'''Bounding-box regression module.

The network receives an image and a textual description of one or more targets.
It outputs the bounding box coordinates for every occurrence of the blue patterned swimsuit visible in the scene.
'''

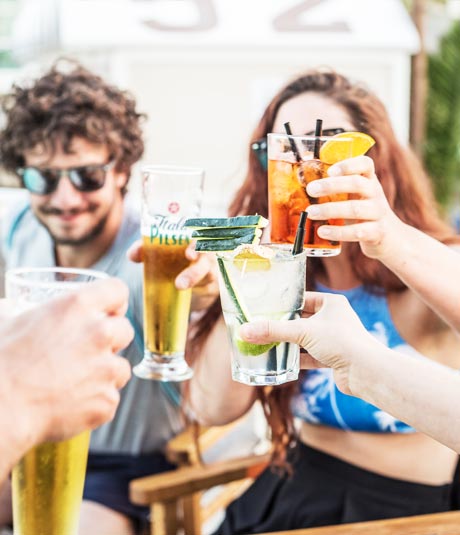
[292,283,425,433]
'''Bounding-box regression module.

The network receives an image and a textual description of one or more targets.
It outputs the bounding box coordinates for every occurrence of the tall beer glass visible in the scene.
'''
[134,165,204,381]
[6,267,108,535]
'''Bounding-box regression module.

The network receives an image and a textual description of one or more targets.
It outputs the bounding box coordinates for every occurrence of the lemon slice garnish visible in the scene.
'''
[233,244,275,272]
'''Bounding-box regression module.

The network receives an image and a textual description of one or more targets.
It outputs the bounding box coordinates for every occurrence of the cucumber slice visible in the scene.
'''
[191,227,260,239]
[217,257,250,323]
[195,231,261,252]
[184,215,268,229]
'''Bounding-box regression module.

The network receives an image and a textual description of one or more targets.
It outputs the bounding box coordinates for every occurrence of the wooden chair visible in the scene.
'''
[259,510,460,534]
[130,418,270,535]
[130,453,460,535]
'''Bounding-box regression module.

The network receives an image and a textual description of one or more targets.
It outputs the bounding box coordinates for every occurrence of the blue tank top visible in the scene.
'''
[292,283,422,433]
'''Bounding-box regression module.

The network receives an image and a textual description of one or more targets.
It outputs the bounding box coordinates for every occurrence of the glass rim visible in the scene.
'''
[216,243,308,261]
[5,267,109,288]
[267,132,353,142]
[141,164,205,176]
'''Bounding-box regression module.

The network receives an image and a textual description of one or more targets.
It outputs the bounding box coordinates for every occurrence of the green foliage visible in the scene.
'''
[424,20,460,205]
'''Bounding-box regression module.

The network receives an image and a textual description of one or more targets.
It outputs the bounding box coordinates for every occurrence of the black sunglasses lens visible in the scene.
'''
[22,168,58,195]
[305,128,346,136]
[69,167,107,192]
[251,139,268,171]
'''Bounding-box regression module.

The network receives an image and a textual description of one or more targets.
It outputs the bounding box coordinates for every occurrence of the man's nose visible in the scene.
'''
[50,174,84,208]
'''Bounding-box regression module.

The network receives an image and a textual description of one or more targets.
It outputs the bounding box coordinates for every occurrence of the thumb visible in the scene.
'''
[239,318,307,347]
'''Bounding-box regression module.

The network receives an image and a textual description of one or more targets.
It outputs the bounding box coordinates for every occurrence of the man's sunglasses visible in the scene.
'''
[251,128,346,170]
[16,161,115,195]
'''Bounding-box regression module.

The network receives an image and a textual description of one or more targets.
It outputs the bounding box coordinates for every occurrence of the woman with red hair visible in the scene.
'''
[188,69,460,533]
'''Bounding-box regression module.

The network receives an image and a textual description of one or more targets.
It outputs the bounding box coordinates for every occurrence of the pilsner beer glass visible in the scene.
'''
[268,133,352,256]
[134,165,204,381]
[6,267,108,535]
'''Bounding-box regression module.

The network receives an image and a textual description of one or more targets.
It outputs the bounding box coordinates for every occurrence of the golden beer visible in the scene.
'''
[143,231,192,355]
[136,164,204,380]
[12,430,90,535]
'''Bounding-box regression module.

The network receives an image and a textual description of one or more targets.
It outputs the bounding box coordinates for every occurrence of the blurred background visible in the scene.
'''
[1,0,460,222]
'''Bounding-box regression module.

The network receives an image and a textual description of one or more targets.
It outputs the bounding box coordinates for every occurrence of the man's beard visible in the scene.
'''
[36,205,110,246]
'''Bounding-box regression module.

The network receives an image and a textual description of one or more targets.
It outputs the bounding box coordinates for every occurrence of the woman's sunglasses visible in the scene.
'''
[16,161,116,195]
[251,128,346,171]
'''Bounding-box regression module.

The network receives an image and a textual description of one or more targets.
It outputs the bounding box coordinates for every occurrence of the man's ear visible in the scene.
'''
[114,171,129,190]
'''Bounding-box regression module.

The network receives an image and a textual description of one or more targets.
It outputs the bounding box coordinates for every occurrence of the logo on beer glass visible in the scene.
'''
[149,214,190,246]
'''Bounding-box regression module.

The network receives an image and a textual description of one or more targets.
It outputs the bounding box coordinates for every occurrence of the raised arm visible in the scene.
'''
[306,155,460,333]
[239,292,460,453]
[0,279,132,483]
[128,241,257,425]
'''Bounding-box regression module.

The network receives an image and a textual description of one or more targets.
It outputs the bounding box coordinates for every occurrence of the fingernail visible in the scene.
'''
[319,227,331,237]
[308,205,320,216]
[176,275,190,289]
[328,165,342,176]
[307,182,323,195]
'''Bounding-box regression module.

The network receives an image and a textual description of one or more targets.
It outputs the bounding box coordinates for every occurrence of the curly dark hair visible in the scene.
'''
[0,59,145,185]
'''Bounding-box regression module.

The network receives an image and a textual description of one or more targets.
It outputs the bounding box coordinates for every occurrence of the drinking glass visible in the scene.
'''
[6,267,108,535]
[268,133,352,256]
[134,165,204,381]
[217,245,307,386]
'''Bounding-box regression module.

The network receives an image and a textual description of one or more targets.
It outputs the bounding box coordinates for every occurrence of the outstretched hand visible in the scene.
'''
[128,240,219,311]
[239,292,380,395]
[306,155,403,261]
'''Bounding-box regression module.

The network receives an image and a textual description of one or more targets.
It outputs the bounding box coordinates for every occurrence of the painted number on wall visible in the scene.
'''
[134,0,349,33]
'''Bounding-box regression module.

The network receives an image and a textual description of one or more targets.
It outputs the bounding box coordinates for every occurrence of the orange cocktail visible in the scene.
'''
[267,133,352,257]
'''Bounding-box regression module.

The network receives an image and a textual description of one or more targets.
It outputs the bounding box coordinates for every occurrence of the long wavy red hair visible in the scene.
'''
[188,69,459,466]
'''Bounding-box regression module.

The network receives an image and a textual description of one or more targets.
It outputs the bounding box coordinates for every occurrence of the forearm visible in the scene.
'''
[189,316,256,425]
[379,222,460,332]
[350,343,460,452]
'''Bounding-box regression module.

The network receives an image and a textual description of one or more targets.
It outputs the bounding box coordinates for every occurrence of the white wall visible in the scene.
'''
[94,47,412,215]
[5,0,420,215]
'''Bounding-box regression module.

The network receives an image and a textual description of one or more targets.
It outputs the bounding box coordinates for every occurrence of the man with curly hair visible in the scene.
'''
[0,60,198,535]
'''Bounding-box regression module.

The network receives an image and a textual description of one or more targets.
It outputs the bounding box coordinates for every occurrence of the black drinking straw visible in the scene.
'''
[313,119,323,159]
[284,122,302,164]
[292,210,308,255]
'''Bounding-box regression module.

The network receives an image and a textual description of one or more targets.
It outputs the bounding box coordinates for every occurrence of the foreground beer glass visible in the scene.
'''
[217,245,307,385]
[268,133,352,256]
[134,165,204,381]
[6,267,108,535]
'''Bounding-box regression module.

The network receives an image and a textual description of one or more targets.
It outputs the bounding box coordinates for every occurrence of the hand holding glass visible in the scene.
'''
[6,267,108,535]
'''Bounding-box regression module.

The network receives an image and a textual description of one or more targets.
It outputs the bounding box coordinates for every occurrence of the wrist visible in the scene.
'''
[346,336,390,399]
[0,374,42,464]
[376,216,412,266]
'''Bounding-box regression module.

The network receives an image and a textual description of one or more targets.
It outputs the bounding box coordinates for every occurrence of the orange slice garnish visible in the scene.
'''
[320,132,376,165]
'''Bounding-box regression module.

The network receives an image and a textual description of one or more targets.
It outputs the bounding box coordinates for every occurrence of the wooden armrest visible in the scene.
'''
[130,453,270,505]
[258,511,460,535]
[166,419,244,466]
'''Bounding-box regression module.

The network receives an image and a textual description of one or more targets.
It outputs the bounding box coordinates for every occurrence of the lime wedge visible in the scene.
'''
[235,336,277,357]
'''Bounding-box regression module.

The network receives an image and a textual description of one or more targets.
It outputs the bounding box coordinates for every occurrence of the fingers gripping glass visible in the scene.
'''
[17,161,115,195]
[251,128,346,171]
